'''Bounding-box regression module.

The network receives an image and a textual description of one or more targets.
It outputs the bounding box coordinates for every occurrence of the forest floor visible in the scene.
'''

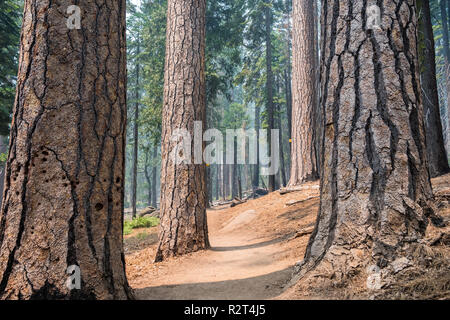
[124,175,450,300]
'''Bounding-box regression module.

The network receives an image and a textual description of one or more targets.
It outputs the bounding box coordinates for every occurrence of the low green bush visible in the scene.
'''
[123,216,159,235]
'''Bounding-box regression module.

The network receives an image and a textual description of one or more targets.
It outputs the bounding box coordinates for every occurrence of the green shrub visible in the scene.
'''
[123,216,159,235]
[123,224,133,235]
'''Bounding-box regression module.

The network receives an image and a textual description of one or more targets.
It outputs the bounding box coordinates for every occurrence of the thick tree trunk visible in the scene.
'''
[0,0,132,299]
[155,0,209,262]
[265,4,275,192]
[417,0,449,177]
[131,41,140,219]
[297,0,437,289]
[288,0,319,187]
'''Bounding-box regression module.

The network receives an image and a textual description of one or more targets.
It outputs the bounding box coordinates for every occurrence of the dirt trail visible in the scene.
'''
[125,182,320,300]
[125,175,450,300]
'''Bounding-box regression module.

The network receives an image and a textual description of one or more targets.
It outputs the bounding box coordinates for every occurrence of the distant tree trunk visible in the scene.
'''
[265,3,275,192]
[221,164,226,200]
[144,149,152,205]
[441,0,450,158]
[417,0,449,177]
[215,165,219,200]
[288,0,319,187]
[276,100,287,187]
[151,145,157,208]
[131,38,140,219]
[232,138,238,198]
[313,0,322,175]
[207,165,212,207]
[0,0,132,299]
[298,0,438,288]
[253,106,260,191]
[0,136,7,207]
[156,0,209,262]
[284,0,293,182]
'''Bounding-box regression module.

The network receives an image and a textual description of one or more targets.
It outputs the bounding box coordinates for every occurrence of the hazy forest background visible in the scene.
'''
[1,0,450,213]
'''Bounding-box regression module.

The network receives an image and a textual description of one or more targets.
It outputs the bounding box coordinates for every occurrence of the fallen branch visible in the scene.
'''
[285,196,319,206]
[230,197,247,208]
[138,206,158,218]
[279,185,319,195]
[291,226,314,239]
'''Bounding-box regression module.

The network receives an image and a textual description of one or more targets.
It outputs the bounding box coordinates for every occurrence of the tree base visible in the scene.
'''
[289,238,449,299]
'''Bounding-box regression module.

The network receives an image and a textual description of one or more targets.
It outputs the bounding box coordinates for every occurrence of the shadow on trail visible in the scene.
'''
[134,267,294,300]
[210,237,287,252]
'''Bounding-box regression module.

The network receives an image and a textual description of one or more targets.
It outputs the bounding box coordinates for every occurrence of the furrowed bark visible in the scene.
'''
[298,0,437,289]
[155,0,209,262]
[0,0,132,299]
[289,0,319,187]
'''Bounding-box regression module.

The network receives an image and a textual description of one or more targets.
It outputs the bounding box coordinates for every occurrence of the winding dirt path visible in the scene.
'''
[125,183,320,300]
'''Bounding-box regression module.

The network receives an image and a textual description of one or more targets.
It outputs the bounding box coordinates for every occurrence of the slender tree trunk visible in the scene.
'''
[0,136,7,207]
[441,0,450,159]
[253,106,260,191]
[417,0,449,177]
[0,0,132,299]
[313,0,322,175]
[232,138,238,198]
[284,2,293,144]
[131,38,140,219]
[288,0,319,187]
[277,101,287,187]
[297,0,439,289]
[151,145,157,208]
[215,165,219,201]
[144,149,152,205]
[156,0,209,262]
[265,3,275,192]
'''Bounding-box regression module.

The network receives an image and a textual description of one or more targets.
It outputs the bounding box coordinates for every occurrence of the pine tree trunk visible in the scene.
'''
[151,146,157,208]
[298,0,438,289]
[276,93,287,187]
[252,106,260,191]
[284,0,293,145]
[288,0,319,187]
[417,0,449,177]
[232,138,238,198]
[0,136,7,207]
[144,150,152,205]
[265,4,275,192]
[131,41,140,219]
[0,0,132,299]
[155,0,209,262]
[441,0,450,159]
